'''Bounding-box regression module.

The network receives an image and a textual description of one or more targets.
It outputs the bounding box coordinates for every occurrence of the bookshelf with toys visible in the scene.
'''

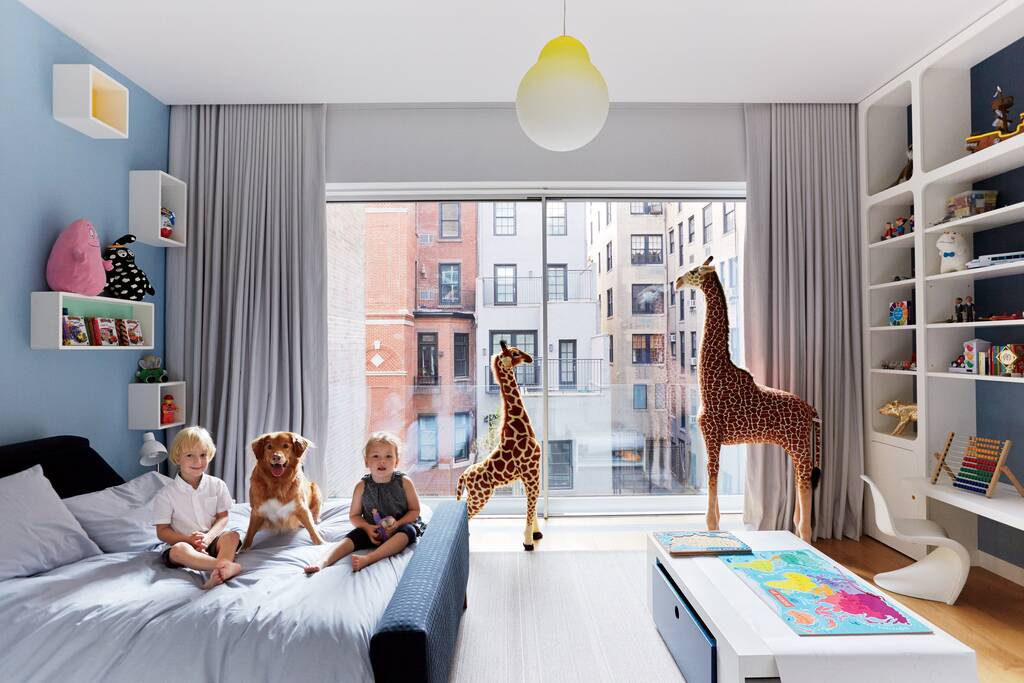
[860,3,1024,572]
[31,291,154,350]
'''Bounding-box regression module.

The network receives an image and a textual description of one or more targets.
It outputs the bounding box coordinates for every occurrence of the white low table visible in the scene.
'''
[646,530,977,683]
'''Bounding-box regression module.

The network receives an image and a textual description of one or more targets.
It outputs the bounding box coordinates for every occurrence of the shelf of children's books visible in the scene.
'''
[925,260,1024,283]
[31,291,155,350]
[868,233,916,250]
[927,320,1024,329]
[869,279,916,292]
[866,181,915,206]
[926,133,1024,186]
[924,201,1024,237]
[871,369,918,376]
[927,372,1024,384]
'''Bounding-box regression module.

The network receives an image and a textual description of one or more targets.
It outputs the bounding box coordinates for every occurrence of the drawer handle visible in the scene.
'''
[674,605,680,619]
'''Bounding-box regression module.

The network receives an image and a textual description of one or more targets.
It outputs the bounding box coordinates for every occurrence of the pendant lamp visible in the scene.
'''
[515,2,608,152]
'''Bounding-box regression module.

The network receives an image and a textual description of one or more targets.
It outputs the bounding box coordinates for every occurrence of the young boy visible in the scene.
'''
[152,426,242,589]
[304,431,424,574]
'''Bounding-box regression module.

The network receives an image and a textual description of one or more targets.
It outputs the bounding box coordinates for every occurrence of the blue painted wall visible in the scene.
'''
[969,36,1024,566]
[0,0,169,478]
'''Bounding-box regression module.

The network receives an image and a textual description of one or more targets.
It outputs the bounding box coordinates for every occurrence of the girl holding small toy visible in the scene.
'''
[304,432,425,574]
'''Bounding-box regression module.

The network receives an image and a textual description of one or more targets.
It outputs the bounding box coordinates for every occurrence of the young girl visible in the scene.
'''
[152,427,242,589]
[305,432,425,574]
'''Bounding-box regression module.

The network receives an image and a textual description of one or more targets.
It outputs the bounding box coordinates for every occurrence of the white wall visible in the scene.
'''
[325,103,745,184]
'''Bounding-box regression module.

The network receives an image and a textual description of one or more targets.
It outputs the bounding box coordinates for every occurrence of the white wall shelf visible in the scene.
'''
[925,260,1024,282]
[870,324,917,332]
[871,369,918,376]
[927,372,1024,384]
[927,320,1024,329]
[129,171,187,247]
[924,201,1024,237]
[859,0,1024,569]
[910,478,1024,532]
[128,381,186,430]
[31,292,154,350]
[52,64,128,139]
[869,279,915,292]
[869,233,916,250]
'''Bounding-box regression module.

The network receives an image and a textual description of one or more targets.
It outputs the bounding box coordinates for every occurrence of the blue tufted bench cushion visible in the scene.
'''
[370,500,469,683]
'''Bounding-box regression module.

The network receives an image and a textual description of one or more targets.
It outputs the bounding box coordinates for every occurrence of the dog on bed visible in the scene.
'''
[241,431,325,550]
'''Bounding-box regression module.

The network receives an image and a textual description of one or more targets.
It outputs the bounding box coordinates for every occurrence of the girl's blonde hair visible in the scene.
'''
[169,426,217,465]
[363,431,403,460]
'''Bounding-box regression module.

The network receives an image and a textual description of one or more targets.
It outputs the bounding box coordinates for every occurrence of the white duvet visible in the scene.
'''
[0,499,418,683]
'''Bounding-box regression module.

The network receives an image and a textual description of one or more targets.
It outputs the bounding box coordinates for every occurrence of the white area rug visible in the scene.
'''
[451,551,685,683]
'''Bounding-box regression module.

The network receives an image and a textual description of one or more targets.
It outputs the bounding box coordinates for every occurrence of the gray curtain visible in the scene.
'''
[742,103,863,539]
[167,104,328,501]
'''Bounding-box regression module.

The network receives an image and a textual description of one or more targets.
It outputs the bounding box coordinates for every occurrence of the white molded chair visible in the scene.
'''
[860,475,970,605]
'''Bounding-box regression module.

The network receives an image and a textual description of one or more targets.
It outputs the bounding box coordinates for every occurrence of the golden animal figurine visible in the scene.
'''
[879,400,918,436]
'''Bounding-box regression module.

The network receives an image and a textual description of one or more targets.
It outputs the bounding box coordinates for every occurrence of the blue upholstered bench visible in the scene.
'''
[370,500,470,683]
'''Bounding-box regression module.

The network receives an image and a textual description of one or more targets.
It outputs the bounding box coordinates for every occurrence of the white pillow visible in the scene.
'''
[0,465,101,579]
[64,471,171,553]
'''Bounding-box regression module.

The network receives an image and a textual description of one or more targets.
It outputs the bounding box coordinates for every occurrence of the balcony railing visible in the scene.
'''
[482,270,595,306]
[413,374,440,394]
[485,357,605,393]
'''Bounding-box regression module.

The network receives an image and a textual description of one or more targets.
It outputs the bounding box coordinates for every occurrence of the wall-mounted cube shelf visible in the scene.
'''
[31,291,154,350]
[129,381,186,430]
[52,64,129,139]
[130,171,187,247]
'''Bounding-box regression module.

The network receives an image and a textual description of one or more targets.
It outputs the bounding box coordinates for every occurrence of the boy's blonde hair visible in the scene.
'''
[169,426,217,465]
[363,431,402,460]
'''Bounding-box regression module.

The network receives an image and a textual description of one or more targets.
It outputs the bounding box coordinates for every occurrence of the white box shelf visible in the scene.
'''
[31,292,154,350]
[865,81,914,196]
[923,201,1024,237]
[52,64,128,139]
[130,171,187,247]
[129,381,186,430]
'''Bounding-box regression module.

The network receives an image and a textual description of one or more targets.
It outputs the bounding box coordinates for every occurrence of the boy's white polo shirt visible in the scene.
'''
[152,473,233,536]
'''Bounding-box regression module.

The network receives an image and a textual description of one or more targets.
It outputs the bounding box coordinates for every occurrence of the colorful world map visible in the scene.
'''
[721,550,932,636]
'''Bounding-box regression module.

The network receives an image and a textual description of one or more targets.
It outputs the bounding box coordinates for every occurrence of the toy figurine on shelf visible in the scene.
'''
[892,144,913,187]
[954,297,965,323]
[907,214,915,233]
[895,216,908,236]
[879,400,918,436]
[160,208,175,240]
[966,86,1024,153]
[160,394,178,425]
[981,311,1024,321]
[965,296,976,322]
[882,222,895,240]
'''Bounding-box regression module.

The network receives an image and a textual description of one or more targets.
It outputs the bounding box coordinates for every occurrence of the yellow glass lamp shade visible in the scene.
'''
[516,35,609,152]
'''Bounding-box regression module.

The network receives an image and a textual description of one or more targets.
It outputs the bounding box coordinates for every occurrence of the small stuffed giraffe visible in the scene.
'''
[457,340,544,550]
[676,257,822,542]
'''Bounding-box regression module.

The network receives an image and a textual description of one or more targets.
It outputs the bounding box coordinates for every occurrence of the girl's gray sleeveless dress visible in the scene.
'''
[360,471,426,534]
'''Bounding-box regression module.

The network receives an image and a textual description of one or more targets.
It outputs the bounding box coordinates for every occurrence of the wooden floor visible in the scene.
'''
[469,515,1024,683]
[815,535,1024,683]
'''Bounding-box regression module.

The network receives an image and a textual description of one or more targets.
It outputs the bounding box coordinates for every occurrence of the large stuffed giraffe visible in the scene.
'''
[457,340,544,550]
[675,257,821,541]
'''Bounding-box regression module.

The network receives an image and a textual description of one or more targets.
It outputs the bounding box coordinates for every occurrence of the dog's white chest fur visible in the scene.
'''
[257,498,297,523]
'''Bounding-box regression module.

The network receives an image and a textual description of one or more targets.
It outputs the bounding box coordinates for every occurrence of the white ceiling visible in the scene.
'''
[22,0,1006,105]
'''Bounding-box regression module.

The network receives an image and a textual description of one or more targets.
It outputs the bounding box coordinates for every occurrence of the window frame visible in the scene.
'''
[630,234,664,265]
[724,201,736,234]
[546,200,567,236]
[633,384,648,410]
[439,202,461,239]
[606,287,613,318]
[439,262,461,306]
[417,414,438,464]
[493,264,517,305]
[417,332,438,385]
[631,283,665,315]
[494,202,517,236]
[702,204,713,243]
[547,263,568,302]
[631,334,664,365]
[454,411,471,462]
[548,440,574,490]
[453,332,469,379]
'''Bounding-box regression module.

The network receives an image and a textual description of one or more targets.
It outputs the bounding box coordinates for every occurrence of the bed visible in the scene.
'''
[0,435,469,683]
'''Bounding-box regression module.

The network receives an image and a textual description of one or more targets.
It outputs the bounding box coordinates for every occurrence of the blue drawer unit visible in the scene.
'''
[652,559,717,683]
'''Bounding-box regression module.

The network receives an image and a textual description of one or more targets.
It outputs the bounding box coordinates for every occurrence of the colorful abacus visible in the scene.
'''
[931,432,1021,498]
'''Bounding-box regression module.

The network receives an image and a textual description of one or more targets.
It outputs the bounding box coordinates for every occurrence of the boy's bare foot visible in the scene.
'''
[304,564,321,574]
[202,567,225,590]
[351,553,374,572]
[217,560,242,582]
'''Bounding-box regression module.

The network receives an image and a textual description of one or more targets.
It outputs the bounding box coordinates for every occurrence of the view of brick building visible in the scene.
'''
[364,203,477,495]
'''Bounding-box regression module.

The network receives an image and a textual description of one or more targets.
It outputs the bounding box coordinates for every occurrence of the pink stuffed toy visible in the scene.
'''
[45,219,113,296]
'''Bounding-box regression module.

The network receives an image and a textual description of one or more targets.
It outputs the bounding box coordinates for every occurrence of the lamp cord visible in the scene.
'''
[563,0,566,35]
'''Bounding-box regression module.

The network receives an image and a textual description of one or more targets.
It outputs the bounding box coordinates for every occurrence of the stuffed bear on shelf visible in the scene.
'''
[101,234,156,301]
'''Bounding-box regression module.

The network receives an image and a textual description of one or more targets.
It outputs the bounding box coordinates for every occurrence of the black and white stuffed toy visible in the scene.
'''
[101,234,155,301]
